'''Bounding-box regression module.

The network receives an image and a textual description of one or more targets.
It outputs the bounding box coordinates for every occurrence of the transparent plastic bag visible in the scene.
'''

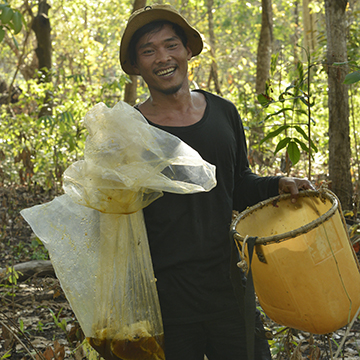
[63,101,216,214]
[21,101,216,360]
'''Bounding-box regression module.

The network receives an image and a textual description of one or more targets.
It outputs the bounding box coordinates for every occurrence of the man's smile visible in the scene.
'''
[155,66,177,77]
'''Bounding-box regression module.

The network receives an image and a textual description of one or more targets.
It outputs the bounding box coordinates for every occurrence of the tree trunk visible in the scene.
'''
[302,0,317,55]
[255,0,273,95]
[206,0,222,96]
[123,0,146,105]
[32,0,51,79]
[32,0,52,117]
[325,0,353,209]
[251,0,273,167]
[293,0,300,63]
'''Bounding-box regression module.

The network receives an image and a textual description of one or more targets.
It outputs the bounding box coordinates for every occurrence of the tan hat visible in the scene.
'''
[120,4,203,75]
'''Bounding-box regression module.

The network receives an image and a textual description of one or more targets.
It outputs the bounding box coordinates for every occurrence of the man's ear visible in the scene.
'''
[186,45,192,61]
[132,63,141,75]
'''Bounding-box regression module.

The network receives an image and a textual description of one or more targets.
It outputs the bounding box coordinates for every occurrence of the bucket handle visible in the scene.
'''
[230,190,339,246]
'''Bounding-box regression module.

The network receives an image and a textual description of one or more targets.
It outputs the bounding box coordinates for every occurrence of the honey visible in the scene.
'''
[87,326,165,360]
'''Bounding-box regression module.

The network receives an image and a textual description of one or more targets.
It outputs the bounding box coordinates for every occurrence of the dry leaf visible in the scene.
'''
[290,343,305,360]
[53,340,65,360]
[2,324,15,350]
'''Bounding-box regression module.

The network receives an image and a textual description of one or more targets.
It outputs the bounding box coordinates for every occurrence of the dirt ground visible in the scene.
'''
[1,185,360,360]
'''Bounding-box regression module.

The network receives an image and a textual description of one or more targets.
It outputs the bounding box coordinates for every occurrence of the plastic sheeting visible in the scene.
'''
[21,101,216,360]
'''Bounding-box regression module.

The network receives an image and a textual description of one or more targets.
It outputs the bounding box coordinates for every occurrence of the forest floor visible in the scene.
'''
[1,184,360,360]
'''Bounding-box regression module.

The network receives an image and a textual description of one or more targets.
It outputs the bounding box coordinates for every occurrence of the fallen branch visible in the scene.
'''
[0,260,55,282]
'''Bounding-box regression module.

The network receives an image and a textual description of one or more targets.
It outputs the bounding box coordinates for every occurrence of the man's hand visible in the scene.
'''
[278,177,315,203]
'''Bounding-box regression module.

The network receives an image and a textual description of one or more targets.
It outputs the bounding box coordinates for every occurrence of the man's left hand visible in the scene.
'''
[278,177,315,203]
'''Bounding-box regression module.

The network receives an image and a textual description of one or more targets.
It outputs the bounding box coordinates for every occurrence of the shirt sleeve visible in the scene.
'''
[232,109,281,212]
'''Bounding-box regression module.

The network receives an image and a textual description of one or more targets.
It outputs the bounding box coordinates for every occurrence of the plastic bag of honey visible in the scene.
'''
[21,101,216,360]
[62,101,216,214]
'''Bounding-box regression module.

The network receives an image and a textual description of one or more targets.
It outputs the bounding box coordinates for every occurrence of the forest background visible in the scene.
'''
[1,0,360,207]
[1,0,360,359]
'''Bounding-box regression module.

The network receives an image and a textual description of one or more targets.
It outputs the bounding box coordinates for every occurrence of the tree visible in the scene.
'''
[206,0,222,96]
[324,0,353,209]
[302,0,317,56]
[124,0,147,105]
[32,0,52,117]
[250,0,273,170]
[255,0,273,95]
[32,0,51,79]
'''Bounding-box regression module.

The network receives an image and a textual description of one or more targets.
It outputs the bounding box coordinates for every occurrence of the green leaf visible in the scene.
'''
[0,26,4,42]
[284,84,295,94]
[263,108,293,121]
[260,125,290,144]
[294,125,307,139]
[333,61,349,66]
[294,125,318,152]
[11,11,22,34]
[293,137,310,152]
[19,318,24,332]
[257,93,274,107]
[344,71,360,85]
[294,109,308,117]
[11,33,18,49]
[299,96,310,107]
[274,137,290,154]
[0,349,12,359]
[1,6,13,24]
[270,52,279,77]
[287,141,301,165]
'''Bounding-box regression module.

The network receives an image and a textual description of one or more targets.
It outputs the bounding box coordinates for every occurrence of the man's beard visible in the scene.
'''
[159,83,183,95]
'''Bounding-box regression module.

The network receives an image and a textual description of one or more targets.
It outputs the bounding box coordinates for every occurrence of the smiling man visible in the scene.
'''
[119,4,313,360]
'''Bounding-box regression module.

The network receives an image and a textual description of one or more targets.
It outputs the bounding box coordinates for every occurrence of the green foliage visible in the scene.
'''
[49,307,68,334]
[5,265,21,285]
[0,0,359,187]
[0,266,22,302]
[345,70,360,84]
[1,72,128,188]
[48,307,76,347]
[0,349,12,359]
[0,1,23,44]
[30,237,48,260]
[332,61,360,85]
[257,55,318,169]
[36,320,44,332]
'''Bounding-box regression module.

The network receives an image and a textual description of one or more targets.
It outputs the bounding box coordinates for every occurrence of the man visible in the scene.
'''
[119,5,313,360]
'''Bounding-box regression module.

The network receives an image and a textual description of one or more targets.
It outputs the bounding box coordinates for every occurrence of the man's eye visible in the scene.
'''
[142,49,154,55]
[168,43,178,49]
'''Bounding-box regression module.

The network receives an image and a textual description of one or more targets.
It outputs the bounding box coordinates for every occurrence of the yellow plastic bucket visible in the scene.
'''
[231,189,360,334]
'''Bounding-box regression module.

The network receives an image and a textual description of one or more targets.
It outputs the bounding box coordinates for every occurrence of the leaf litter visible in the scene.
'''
[1,185,360,360]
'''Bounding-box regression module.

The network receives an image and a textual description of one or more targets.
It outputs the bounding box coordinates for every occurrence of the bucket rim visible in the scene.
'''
[230,190,339,245]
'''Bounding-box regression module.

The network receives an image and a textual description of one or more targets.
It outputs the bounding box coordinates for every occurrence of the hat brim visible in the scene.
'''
[120,5,203,75]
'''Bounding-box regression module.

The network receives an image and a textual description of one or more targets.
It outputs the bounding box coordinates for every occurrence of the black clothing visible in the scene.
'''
[163,309,271,360]
[141,90,280,325]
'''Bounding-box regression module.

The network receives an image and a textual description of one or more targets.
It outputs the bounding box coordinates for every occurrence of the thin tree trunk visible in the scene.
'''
[302,0,317,55]
[32,0,51,79]
[123,0,146,105]
[32,0,52,117]
[251,0,273,168]
[325,0,353,209]
[293,0,300,63]
[206,0,222,96]
[255,0,273,95]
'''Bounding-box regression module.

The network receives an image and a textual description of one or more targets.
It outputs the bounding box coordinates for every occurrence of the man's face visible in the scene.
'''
[132,24,192,95]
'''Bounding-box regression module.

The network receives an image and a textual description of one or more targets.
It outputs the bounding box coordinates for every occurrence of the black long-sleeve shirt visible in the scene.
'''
[142,90,280,324]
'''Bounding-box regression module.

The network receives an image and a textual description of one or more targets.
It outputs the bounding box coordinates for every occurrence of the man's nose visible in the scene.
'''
[155,48,171,63]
